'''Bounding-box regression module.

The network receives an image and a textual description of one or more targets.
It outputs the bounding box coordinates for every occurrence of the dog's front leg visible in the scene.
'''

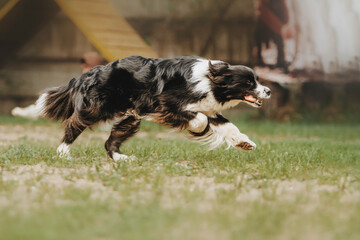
[190,114,256,150]
[212,120,256,150]
[153,110,208,132]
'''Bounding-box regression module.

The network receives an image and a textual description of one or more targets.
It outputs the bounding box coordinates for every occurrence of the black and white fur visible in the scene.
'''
[36,56,271,161]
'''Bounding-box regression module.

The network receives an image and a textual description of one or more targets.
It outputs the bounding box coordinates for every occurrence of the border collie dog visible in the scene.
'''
[36,56,271,161]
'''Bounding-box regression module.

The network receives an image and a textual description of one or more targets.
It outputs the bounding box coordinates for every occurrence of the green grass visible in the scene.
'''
[0,115,359,240]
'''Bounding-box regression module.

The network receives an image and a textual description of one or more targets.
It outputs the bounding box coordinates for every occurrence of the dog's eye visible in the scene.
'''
[246,80,252,85]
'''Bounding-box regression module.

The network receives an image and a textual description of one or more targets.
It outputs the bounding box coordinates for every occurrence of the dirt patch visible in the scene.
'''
[162,174,359,209]
[0,125,63,146]
[0,124,186,147]
[0,164,121,210]
[1,164,359,212]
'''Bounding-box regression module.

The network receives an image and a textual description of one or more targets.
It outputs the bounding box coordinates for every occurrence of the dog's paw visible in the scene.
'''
[112,152,137,162]
[58,152,72,159]
[236,140,256,151]
[227,132,255,150]
[57,143,72,159]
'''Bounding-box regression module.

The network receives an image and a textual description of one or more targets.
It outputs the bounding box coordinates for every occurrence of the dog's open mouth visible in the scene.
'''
[244,95,263,107]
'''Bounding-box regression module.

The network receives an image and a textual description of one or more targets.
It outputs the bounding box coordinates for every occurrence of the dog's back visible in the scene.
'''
[39,56,202,126]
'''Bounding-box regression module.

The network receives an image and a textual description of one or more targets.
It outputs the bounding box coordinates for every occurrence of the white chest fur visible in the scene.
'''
[184,92,241,116]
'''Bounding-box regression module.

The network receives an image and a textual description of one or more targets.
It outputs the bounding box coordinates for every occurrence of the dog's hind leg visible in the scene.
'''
[57,116,87,159]
[105,116,141,162]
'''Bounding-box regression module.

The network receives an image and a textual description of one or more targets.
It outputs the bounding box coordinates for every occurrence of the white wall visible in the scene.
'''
[288,0,360,73]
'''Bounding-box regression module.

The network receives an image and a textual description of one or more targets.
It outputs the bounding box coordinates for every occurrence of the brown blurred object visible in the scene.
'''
[80,51,105,72]
[282,26,293,39]
[254,0,289,70]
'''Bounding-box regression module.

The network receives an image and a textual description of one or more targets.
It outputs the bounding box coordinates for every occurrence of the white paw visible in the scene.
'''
[188,113,208,133]
[227,133,256,150]
[112,152,137,162]
[235,139,256,151]
[57,143,71,159]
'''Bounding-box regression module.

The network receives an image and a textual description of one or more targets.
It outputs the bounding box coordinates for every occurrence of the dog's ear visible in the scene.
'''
[208,61,230,84]
[208,61,229,76]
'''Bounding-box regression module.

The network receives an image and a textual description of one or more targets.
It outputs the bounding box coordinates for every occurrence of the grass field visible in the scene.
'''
[0,114,359,240]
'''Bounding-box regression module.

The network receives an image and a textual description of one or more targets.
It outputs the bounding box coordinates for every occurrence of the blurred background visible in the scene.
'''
[0,0,359,121]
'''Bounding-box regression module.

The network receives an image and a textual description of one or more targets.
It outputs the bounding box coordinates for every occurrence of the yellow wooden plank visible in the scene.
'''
[110,51,155,57]
[55,0,113,60]
[68,0,107,2]
[54,0,156,61]
[0,0,19,20]
[70,0,108,2]
[101,40,152,48]
[75,16,135,31]
[90,26,138,33]
[61,2,118,16]
[69,0,109,5]
[105,44,155,50]
[110,50,155,57]
[95,33,143,42]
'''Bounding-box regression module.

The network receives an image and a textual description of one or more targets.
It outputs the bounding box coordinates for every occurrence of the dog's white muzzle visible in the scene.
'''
[255,84,271,99]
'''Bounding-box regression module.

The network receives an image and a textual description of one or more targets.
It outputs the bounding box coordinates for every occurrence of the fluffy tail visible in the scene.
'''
[11,104,42,119]
[39,79,75,121]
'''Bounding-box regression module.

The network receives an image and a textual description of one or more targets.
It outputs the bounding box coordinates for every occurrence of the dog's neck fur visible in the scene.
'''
[184,92,241,116]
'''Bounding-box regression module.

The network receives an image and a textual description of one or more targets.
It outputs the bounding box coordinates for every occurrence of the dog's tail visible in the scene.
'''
[37,78,76,122]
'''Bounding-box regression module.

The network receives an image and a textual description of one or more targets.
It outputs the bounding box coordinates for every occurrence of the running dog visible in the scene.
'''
[35,56,271,161]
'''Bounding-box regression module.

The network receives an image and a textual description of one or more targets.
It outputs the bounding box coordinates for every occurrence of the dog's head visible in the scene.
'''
[208,61,271,108]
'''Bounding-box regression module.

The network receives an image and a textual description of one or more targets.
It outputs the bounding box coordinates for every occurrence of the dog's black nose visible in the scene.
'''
[265,88,271,96]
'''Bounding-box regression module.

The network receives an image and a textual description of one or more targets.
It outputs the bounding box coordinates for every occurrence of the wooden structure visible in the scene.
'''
[0,0,156,67]
[0,0,156,114]
[54,0,156,61]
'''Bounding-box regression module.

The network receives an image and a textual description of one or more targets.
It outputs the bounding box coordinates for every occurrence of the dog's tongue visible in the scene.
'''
[244,95,257,103]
